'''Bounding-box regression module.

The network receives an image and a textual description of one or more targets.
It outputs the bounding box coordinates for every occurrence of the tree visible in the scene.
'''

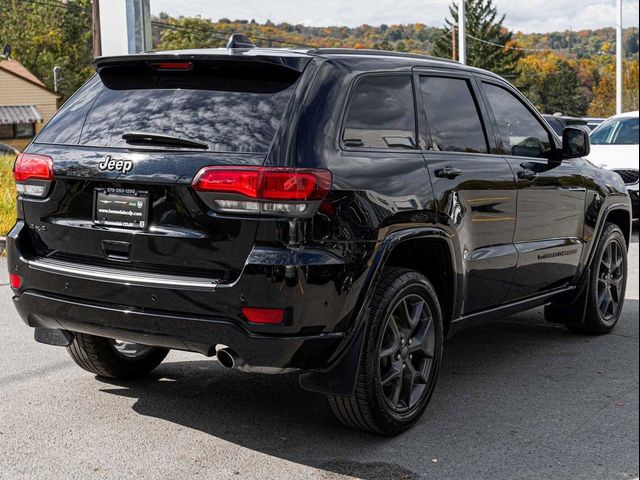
[542,61,589,116]
[516,54,588,116]
[432,0,522,78]
[0,0,93,100]
[588,60,640,117]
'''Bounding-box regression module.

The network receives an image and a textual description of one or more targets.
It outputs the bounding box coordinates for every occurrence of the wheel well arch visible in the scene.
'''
[384,236,456,334]
[605,208,631,246]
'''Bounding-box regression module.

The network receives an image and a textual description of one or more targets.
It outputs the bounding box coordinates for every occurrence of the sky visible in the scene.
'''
[150,0,640,33]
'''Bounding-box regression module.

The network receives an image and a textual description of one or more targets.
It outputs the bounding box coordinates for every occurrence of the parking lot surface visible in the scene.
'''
[1,226,638,480]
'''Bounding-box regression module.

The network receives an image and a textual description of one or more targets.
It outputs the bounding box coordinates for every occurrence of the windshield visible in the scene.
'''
[590,117,639,145]
[35,62,300,153]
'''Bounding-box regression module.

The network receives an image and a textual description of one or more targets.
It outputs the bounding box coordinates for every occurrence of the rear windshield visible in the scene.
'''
[35,61,300,153]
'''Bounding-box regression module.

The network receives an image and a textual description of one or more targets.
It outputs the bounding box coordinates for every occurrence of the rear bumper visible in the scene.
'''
[13,290,343,369]
[7,221,360,370]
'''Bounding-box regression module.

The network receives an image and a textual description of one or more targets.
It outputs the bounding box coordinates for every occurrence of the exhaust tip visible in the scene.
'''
[217,348,244,369]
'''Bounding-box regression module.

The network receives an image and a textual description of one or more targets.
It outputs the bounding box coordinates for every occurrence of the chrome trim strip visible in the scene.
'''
[27,257,220,291]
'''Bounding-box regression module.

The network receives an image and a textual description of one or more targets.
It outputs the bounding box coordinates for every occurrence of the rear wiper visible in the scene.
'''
[122,131,209,150]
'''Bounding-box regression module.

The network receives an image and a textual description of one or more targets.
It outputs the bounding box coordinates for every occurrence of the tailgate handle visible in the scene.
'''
[101,240,132,261]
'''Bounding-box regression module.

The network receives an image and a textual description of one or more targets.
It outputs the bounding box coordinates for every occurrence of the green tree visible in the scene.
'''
[542,61,589,116]
[432,0,522,77]
[0,0,93,100]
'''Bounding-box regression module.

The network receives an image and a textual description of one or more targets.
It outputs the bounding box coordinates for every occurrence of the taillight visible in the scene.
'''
[192,167,331,216]
[13,153,54,198]
[9,273,22,290]
[241,307,285,325]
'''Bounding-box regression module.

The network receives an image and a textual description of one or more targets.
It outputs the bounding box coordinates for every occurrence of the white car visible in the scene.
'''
[588,110,639,218]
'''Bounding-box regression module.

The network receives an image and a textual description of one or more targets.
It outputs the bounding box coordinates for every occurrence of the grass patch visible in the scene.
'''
[1,154,17,238]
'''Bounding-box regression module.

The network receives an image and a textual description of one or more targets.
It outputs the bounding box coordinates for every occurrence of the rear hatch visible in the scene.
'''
[19,53,310,282]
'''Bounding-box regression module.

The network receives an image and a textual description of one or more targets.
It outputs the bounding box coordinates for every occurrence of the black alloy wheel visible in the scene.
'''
[378,293,436,413]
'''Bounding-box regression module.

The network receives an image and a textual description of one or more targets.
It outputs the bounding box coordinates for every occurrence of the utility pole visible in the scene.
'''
[92,0,102,57]
[458,0,466,64]
[615,0,623,114]
[452,27,456,61]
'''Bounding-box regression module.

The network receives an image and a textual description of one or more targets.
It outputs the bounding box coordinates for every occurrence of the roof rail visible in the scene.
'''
[226,34,256,49]
[307,48,460,64]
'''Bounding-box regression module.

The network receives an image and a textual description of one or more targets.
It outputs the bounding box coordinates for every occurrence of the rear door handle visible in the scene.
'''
[518,169,538,181]
[435,166,463,179]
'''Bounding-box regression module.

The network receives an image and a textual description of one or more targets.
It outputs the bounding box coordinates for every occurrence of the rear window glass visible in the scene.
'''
[35,61,299,153]
[342,75,416,150]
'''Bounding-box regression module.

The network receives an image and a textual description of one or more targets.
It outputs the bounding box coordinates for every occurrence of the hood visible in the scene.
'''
[585,144,639,170]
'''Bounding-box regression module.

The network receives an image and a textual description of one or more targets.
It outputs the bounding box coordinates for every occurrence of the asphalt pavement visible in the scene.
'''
[1,226,638,480]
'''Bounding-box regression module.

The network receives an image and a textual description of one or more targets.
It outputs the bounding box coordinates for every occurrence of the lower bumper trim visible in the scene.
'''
[13,290,342,370]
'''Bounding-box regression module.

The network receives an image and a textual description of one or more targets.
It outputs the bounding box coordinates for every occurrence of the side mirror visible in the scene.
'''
[562,126,590,159]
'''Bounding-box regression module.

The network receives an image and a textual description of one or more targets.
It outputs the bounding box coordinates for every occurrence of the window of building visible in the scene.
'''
[15,123,35,138]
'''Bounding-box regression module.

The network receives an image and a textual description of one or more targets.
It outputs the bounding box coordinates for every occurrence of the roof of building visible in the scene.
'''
[0,105,43,126]
[0,59,45,86]
[0,58,59,96]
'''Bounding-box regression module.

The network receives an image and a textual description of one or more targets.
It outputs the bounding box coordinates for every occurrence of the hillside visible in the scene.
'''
[152,15,639,60]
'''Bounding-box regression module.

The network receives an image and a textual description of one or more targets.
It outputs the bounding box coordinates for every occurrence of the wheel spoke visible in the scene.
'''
[409,318,434,358]
[390,372,403,407]
[610,276,624,298]
[599,288,613,316]
[408,299,425,331]
[381,361,402,386]
[601,244,612,272]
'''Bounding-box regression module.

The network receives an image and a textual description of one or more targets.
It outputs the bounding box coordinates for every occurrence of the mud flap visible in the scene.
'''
[544,269,590,328]
[34,328,74,346]
[298,318,366,397]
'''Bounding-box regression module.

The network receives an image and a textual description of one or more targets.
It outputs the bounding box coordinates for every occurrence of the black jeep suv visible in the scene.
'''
[7,40,632,436]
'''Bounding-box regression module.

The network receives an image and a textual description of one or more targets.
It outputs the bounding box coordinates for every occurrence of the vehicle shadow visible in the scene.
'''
[97,298,639,479]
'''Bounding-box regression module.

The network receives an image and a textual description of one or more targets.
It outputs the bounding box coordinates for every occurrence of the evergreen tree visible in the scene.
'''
[432,0,522,78]
[542,61,589,116]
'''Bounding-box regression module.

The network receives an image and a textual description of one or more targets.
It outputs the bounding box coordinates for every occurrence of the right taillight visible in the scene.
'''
[192,166,331,217]
[13,153,54,198]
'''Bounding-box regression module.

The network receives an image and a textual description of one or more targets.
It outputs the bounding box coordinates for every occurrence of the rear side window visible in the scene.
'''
[419,76,488,153]
[342,75,416,150]
[36,61,299,153]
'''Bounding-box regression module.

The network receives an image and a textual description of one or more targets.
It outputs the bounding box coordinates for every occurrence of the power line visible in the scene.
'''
[21,0,90,14]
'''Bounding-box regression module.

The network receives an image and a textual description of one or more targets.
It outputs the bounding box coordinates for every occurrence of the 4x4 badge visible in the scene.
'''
[98,155,133,174]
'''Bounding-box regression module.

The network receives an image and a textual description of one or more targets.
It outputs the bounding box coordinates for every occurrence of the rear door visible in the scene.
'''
[478,80,586,300]
[415,70,518,314]
[22,57,305,282]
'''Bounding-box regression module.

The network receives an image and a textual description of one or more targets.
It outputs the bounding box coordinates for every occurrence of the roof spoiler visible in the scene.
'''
[226,33,256,49]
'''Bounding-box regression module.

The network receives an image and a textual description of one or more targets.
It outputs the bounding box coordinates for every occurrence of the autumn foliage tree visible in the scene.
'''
[588,60,640,117]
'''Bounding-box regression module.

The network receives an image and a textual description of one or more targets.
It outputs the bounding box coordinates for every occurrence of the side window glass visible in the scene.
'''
[419,76,488,153]
[483,82,552,158]
[342,75,416,150]
[590,123,615,144]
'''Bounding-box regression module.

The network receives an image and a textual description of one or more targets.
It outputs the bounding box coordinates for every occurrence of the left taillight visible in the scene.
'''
[13,153,53,198]
[192,167,332,217]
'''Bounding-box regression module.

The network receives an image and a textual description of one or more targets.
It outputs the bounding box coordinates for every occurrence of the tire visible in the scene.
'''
[67,332,169,379]
[571,222,628,334]
[327,268,443,436]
